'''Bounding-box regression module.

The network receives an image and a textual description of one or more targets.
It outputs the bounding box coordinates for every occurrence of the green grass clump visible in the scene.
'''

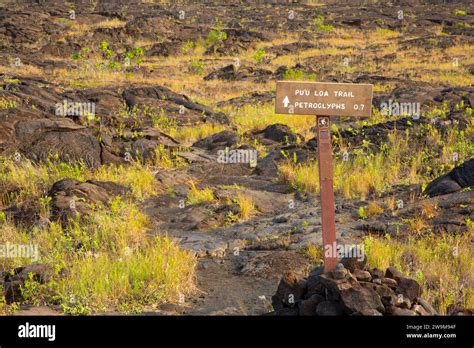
[56,236,195,314]
[282,68,316,81]
[186,181,215,205]
[0,98,17,109]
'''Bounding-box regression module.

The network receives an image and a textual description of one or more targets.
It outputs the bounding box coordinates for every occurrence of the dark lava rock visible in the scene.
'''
[447,304,474,316]
[14,118,102,168]
[370,268,385,279]
[271,271,306,311]
[424,158,474,197]
[298,294,324,316]
[339,286,385,315]
[192,130,239,151]
[204,64,238,81]
[353,269,372,282]
[204,64,272,83]
[416,297,438,315]
[386,306,417,316]
[358,309,383,316]
[122,85,229,125]
[257,124,299,144]
[316,301,343,316]
[385,266,404,281]
[341,251,367,272]
[396,278,422,302]
[217,91,274,108]
[48,178,127,221]
[273,266,442,316]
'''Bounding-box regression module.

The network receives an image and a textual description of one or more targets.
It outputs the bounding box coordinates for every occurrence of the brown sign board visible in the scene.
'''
[275,81,373,117]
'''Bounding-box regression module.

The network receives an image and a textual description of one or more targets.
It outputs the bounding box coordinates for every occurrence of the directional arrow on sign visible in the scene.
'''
[283,96,289,108]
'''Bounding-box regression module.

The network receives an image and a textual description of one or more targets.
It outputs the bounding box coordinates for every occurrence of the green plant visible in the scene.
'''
[301,244,324,265]
[181,41,195,54]
[190,60,205,75]
[0,199,196,314]
[282,68,316,81]
[99,41,114,59]
[225,211,238,225]
[0,294,19,315]
[357,206,368,219]
[454,9,466,16]
[206,18,227,51]
[71,47,90,60]
[312,15,334,33]
[253,48,266,63]
[186,181,215,205]
[0,98,17,109]
[125,47,144,66]
[38,196,52,219]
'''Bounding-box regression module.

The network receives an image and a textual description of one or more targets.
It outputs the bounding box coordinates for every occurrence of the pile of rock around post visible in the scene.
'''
[272,256,439,316]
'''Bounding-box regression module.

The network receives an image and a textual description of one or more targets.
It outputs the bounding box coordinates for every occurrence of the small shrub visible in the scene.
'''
[253,49,266,63]
[187,181,215,205]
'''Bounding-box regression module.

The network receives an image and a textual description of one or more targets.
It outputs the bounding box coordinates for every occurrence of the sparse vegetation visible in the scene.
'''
[234,193,256,221]
[0,97,17,109]
[206,18,227,52]
[0,199,196,314]
[311,14,334,33]
[1,1,473,319]
[186,181,215,205]
[253,48,267,63]
[364,232,473,314]
[283,68,316,81]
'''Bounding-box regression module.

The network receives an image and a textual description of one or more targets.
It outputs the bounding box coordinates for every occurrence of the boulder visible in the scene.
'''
[353,269,372,282]
[339,286,385,315]
[48,178,127,221]
[262,124,298,143]
[318,272,360,301]
[447,304,474,316]
[387,306,417,316]
[298,294,325,316]
[304,267,325,297]
[380,277,398,289]
[416,297,438,315]
[424,159,474,197]
[396,278,421,302]
[358,309,383,316]
[273,265,437,316]
[192,131,240,151]
[15,118,102,168]
[370,268,384,279]
[316,301,343,316]
[385,267,404,281]
[341,252,367,272]
[271,271,306,310]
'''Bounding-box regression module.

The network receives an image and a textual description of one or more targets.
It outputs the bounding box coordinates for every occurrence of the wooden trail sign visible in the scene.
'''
[275,80,373,272]
[275,81,373,117]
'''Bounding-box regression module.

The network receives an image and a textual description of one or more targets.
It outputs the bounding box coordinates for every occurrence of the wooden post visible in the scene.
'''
[316,116,338,272]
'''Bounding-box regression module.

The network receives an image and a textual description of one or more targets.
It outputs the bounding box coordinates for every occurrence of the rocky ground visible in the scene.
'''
[0,0,473,315]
